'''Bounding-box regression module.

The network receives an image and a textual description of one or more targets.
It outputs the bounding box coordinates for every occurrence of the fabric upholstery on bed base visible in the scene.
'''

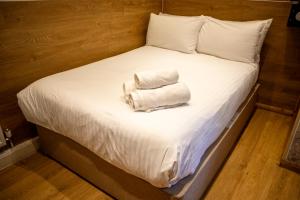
[37,84,259,200]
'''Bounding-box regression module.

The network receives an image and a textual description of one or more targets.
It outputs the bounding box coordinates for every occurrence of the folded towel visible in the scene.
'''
[128,83,191,112]
[123,80,136,102]
[134,68,179,89]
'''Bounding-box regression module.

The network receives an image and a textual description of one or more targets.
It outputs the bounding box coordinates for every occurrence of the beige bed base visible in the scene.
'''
[38,84,259,200]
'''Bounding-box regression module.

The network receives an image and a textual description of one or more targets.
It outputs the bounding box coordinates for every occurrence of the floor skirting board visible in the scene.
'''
[256,103,294,116]
[0,137,39,171]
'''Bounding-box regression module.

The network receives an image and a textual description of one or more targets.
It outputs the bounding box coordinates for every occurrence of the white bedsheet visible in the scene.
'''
[17,46,258,188]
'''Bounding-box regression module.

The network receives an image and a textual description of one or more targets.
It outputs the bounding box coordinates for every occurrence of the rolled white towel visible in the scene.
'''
[128,83,191,112]
[134,68,179,89]
[123,80,136,102]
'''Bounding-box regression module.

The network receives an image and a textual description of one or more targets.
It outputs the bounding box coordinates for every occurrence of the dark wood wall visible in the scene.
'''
[165,0,300,113]
[1,0,299,144]
[0,0,161,144]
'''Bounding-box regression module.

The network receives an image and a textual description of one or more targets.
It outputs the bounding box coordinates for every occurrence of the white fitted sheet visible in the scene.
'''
[17,46,258,188]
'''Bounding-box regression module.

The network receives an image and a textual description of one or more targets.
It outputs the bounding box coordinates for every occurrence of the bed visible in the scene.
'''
[17,46,259,199]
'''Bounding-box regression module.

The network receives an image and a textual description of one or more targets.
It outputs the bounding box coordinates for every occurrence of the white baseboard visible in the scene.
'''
[0,137,40,171]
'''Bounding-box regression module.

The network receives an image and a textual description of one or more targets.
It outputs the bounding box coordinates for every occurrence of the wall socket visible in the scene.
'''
[0,125,7,148]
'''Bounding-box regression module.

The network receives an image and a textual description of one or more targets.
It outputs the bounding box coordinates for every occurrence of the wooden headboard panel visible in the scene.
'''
[1,0,299,144]
[0,0,161,144]
[165,0,300,113]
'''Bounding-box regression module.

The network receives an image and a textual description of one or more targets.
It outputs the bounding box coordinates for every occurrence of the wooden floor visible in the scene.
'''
[0,109,300,200]
[205,109,300,200]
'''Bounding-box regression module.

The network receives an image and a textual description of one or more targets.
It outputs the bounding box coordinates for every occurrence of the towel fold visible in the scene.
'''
[128,83,191,112]
[134,68,179,89]
[123,80,136,102]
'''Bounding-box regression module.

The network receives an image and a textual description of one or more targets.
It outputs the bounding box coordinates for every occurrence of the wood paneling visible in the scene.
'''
[0,0,161,144]
[2,0,299,144]
[165,0,300,113]
[1,109,300,200]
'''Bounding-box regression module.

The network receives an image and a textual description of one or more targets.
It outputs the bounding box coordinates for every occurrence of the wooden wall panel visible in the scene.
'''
[165,0,300,112]
[0,0,161,144]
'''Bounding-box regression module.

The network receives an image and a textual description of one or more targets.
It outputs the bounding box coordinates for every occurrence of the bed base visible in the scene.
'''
[37,84,259,200]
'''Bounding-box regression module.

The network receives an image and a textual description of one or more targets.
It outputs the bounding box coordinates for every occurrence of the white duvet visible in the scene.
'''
[17,46,258,188]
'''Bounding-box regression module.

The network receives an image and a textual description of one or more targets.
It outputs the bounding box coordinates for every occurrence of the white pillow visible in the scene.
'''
[146,13,203,53]
[197,17,272,63]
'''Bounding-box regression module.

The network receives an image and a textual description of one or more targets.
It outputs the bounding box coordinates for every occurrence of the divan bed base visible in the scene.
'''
[37,84,259,200]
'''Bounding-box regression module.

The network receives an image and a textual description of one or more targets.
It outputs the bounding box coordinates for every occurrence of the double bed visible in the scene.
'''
[18,46,259,199]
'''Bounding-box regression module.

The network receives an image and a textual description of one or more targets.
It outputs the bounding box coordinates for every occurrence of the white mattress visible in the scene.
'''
[17,46,258,188]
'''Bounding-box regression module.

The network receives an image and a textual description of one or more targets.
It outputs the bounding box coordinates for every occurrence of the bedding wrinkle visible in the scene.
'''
[159,145,179,185]
[17,46,258,188]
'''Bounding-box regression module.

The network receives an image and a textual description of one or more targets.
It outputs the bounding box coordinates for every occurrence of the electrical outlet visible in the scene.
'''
[0,125,6,148]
